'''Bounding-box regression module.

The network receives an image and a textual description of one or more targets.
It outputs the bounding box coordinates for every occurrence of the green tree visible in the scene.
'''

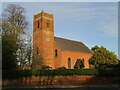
[2,4,28,69]
[91,45,99,52]
[89,46,119,68]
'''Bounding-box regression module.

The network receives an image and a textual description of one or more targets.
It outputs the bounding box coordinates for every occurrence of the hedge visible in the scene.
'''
[2,68,120,79]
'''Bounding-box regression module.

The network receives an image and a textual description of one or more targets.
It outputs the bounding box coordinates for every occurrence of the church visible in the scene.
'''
[32,10,93,69]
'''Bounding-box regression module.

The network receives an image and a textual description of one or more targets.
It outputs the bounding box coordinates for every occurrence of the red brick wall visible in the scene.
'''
[2,75,119,85]
[32,11,55,69]
[32,11,93,69]
[54,43,93,69]
[61,51,92,69]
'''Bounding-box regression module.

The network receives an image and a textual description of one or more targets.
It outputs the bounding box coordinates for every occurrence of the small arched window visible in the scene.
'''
[36,47,39,55]
[46,22,49,28]
[55,49,58,57]
[38,21,40,28]
[68,58,71,69]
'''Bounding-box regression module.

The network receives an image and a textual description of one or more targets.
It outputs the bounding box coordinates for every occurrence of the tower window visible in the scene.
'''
[55,49,58,57]
[47,22,49,28]
[36,47,39,55]
[38,21,40,28]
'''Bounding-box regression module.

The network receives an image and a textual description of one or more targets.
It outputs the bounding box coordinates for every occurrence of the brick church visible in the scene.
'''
[32,10,93,69]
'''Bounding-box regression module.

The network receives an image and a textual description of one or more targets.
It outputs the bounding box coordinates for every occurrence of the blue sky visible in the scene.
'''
[2,2,118,57]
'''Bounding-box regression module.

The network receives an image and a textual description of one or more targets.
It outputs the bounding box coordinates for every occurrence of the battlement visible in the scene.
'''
[34,10,53,20]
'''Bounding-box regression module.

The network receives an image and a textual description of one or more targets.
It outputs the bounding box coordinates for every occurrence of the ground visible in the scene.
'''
[2,84,120,90]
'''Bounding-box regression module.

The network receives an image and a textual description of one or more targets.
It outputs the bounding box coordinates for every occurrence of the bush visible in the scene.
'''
[41,65,49,70]
[2,68,120,79]
[56,67,66,70]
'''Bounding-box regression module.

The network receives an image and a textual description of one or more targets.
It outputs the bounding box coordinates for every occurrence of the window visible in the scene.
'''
[38,21,40,28]
[55,49,58,57]
[36,47,39,55]
[46,22,49,28]
[68,58,71,69]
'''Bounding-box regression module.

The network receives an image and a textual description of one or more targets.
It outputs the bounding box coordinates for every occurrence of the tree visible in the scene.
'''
[2,4,28,69]
[91,45,99,52]
[17,33,32,69]
[89,46,119,68]
[2,33,18,69]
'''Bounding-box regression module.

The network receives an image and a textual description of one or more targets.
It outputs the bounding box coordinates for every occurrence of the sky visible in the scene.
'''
[1,2,119,57]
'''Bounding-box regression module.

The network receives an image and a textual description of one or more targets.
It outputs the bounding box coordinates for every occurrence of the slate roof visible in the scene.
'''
[54,37,93,54]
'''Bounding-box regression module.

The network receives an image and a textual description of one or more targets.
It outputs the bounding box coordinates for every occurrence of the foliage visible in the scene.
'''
[89,46,119,68]
[1,4,29,70]
[3,68,120,79]
[41,65,49,70]
[56,67,66,70]
[2,33,18,69]
[2,4,28,35]
[91,45,99,52]
[17,34,32,68]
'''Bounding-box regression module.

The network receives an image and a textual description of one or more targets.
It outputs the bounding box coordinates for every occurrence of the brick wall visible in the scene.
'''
[32,11,93,69]
[2,75,120,86]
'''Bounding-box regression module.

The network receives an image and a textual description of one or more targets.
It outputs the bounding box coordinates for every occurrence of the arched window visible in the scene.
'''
[36,47,39,55]
[46,21,49,28]
[55,49,58,57]
[38,21,40,28]
[68,58,71,69]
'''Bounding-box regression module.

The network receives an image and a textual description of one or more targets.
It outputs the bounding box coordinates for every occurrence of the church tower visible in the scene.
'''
[32,10,54,69]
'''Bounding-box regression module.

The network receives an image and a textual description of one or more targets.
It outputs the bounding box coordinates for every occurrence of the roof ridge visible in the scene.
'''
[54,36,93,54]
[54,36,82,43]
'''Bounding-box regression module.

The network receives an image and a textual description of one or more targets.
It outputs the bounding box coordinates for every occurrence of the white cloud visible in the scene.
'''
[29,3,117,22]
[2,2,117,38]
[36,3,117,37]
[97,21,118,37]
[4,2,117,21]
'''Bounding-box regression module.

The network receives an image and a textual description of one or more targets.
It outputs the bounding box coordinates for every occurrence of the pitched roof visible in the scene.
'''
[54,37,93,54]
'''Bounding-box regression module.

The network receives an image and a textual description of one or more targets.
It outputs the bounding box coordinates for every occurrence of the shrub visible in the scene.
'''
[2,68,120,79]
[41,65,49,70]
[56,67,66,70]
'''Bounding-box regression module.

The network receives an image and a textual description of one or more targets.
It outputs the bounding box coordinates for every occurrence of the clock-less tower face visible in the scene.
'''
[33,10,55,69]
